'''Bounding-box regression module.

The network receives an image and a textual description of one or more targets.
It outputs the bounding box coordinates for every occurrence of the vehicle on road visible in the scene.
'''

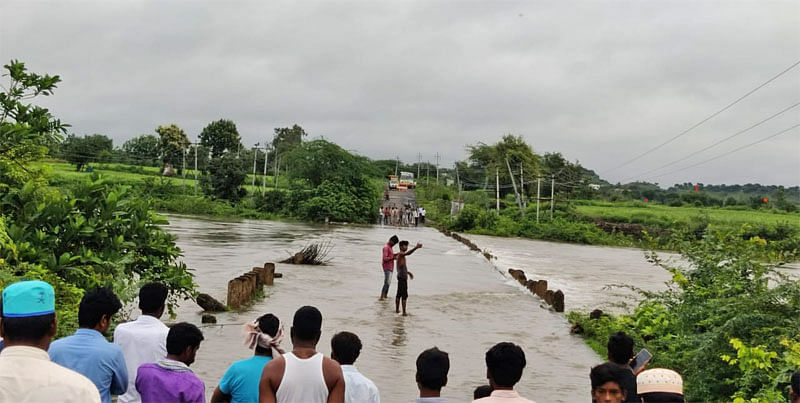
[389,175,399,190]
[399,171,416,189]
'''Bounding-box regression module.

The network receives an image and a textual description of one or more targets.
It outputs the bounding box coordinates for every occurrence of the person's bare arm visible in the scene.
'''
[322,357,345,403]
[404,243,423,256]
[210,386,230,403]
[258,355,285,403]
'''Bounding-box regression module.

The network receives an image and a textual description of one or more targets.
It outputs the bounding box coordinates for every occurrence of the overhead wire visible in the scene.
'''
[645,123,800,180]
[619,100,800,182]
[602,59,800,175]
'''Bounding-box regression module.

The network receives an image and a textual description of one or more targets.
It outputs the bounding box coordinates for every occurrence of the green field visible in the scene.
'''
[573,200,800,230]
[33,161,290,194]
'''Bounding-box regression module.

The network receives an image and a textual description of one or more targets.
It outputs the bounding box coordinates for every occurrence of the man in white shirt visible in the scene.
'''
[0,280,100,403]
[113,283,170,403]
[331,331,379,403]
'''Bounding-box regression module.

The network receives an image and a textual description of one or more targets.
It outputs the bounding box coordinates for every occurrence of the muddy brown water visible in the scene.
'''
[166,215,670,402]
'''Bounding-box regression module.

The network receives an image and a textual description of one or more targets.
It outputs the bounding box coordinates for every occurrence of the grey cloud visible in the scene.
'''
[1,0,798,186]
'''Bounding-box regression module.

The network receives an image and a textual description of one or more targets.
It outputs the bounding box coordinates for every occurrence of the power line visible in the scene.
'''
[603,58,800,175]
[620,100,800,182]
[645,123,800,180]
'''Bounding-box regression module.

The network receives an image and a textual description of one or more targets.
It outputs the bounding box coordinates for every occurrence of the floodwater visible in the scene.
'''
[165,215,668,402]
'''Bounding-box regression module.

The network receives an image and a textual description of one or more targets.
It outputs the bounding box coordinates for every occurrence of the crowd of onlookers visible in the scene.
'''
[1,279,799,403]
[380,205,425,227]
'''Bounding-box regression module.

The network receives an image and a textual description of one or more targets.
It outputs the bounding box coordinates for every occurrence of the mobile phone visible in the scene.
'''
[630,349,652,373]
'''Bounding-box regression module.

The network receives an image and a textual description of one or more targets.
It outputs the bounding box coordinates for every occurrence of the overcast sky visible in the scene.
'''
[2,0,798,186]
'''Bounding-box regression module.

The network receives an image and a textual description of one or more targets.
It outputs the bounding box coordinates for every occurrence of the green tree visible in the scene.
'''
[0,60,68,188]
[156,124,189,172]
[199,119,241,158]
[284,139,370,187]
[122,134,160,166]
[61,134,113,171]
[467,135,541,198]
[272,124,307,155]
[201,153,247,201]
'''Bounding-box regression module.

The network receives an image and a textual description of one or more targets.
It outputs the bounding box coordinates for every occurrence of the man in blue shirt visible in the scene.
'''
[211,313,283,403]
[49,287,127,403]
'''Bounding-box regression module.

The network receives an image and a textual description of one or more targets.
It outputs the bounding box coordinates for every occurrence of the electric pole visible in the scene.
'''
[435,153,440,184]
[496,168,500,212]
[536,177,541,223]
[252,143,259,190]
[550,177,555,219]
[427,162,430,185]
[505,157,524,215]
[417,152,421,179]
[268,141,269,193]
[193,142,198,196]
[182,146,186,193]
[395,156,399,176]
[520,162,525,208]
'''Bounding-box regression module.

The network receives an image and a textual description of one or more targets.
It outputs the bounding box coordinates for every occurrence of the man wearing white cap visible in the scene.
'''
[636,368,684,403]
[0,280,101,402]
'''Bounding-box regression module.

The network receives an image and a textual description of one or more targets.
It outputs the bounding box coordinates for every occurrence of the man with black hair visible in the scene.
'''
[114,282,170,403]
[474,342,535,402]
[212,313,284,403]
[791,369,800,403]
[606,332,640,402]
[259,305,345,403]
[0,280,101,402]
[590,363,627,403]
[415,347,449,402]
[136,322,205,403]
[50,287,127,403]
[381,235,400,300]
[395,240,422,316]
[331,331,379,403]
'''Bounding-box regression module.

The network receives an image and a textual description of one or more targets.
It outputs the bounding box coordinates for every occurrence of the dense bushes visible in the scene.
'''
[568,231,800,401]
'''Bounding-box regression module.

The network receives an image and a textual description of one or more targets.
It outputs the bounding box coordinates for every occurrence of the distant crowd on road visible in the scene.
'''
[2,279,799,402]
[380,205,426,227]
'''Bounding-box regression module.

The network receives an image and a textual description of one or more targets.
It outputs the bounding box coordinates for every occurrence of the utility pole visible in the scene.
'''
[435,153,440,184]
[193,142,198,196]
[274,155,280,189]
[395,156,399,176]
[536,177,541,223]
[505,158,524,215]
[417,152,421,179]
[427,162,430,185]
[496,168,500,212]
[550,177,555,219]
[454,163,461,200]
[268,141,269,193]
[182,146,186,192]
[251,143,259,190]
[520,162,525,208]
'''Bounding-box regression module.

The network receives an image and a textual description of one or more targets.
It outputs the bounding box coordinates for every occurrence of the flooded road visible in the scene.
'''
[165,215,666,402]
[466,234,675,313]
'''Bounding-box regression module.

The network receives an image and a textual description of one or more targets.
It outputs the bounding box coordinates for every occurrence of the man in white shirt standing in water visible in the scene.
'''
[114,283,170,403]
[259,306,345,403]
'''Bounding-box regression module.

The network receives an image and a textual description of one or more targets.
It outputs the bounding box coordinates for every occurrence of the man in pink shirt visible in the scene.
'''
[473,342,536,403]
[379,235,399,300]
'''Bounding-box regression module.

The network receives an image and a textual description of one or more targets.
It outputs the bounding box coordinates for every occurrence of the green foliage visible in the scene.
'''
[61,133,113,171]
[568,231,800,401]
[284,139,371,187]
[156,124,189,170]
[122,134,160,166]
[0,60,67,189]
[271,124,307,155]
[466,135,540,199]
[201,153,247,202]
[199,119,241,158]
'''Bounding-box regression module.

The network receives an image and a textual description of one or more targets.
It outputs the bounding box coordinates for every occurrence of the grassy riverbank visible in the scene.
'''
[417,183,800,258]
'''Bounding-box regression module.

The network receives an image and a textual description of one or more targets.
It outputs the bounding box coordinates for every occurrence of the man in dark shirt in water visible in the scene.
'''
[395,240,422,316]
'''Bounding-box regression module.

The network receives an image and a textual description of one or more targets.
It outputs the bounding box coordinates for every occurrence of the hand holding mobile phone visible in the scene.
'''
[630,349,652,374]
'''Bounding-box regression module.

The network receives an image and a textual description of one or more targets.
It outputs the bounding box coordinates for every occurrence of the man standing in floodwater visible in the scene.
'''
[380,235,399,300]
[396,240,422,316]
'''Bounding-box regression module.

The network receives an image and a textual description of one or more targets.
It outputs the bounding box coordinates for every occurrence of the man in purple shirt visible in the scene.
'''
[136,322,205,403]
[380,235,399,300]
